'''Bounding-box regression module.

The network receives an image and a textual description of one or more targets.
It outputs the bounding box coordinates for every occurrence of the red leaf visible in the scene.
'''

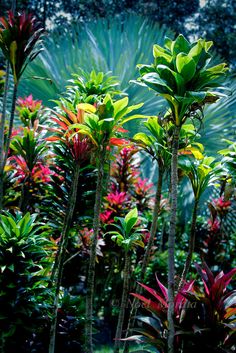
[137,282,168,308]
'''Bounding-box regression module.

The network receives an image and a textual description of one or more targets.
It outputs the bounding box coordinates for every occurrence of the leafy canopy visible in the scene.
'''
[135,34,228,126]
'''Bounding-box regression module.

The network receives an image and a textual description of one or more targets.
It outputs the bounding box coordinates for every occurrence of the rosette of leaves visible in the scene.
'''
[0,212,53,352]
[135,34,228,127]
[8,127,50,212]
[0,11,43,84]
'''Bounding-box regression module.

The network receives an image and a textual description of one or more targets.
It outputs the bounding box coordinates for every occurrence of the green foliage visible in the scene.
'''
[0,211,53,351]
[69,95,144,149]
[10,128,47,171]
[105,208,145,251]
[135,34,228,126]
[66,70,121,104]
[178,155,221,199]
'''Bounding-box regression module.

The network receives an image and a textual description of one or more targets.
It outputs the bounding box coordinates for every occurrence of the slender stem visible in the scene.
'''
[179,198,199,290]
[167,125,180,353]
[0,63,10,210]
[48,162,80,353]
[114,251,131,353]
[2,82,18,171]
[123,167,164,353]
[85,149,106,353]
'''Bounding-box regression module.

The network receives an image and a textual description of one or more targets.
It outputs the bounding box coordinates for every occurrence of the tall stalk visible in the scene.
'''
[179,197,199,290]
[123,166,164,353]
[2,82,18,171]
[114,251,131,353]
[48,161,80,353]
[167,125,180,353]
[85,148,106,353]
[0,63,10,210]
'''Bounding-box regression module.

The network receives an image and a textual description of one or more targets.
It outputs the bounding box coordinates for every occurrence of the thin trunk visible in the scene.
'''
[160,220,166,252]
[48,162,80,353]
[167,125,180,353]
[85,149,106,353]
[179,198,199,290]
[114,251,131,353]
[0,63,10,210]
[2,83,18,171]
[123,167,164,353]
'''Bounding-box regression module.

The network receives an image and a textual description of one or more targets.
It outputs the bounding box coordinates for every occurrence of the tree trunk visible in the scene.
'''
[85,149,106,353]
[48,161,80,353]
[123,166,164,353]
[167,125,180,353]
[179,198,199,290]
[0,63,10,210]
[114,251,131,353]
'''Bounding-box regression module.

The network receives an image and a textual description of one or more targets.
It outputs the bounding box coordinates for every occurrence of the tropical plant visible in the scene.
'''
[105,207,146,353]
[134,33,228,353]
[126,263,236,353]
[69,94,145,353]
[0,11,43,208]
[47,70,123,353]
[16,94,43,128]
[7,127,50,211]
[0,211,53,353]
[47,105,91,353]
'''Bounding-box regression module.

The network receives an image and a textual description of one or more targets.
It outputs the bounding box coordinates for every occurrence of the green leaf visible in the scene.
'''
[125,208,138,236]
[113,97,128,117]
[133,132,153,147]
[176,53,196,82]
[171,34,191,56]
[141,72,173,94]
[10,40,17,82]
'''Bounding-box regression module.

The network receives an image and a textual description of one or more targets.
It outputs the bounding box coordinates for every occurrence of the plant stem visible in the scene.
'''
[167,125,180,353]
[123,166,164,353]
[114,251,131,353]
[1,82,18,172]
[85,149,106,353]
[179,198,199,290]
[0,63,10,210]
[48,161,80,353]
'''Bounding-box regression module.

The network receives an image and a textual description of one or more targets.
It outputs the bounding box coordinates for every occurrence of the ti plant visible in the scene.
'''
[47,105,91,353]
[0,211,53,352]
[66,69,121,104]
[105,207,145,353]
[68,94,144,353]
[134,34,228,353]
[16,94,43,128]
[178,155,222,288]
[182,262,236,353]
[8,127,49,212]
[0,11,43,209]
[126,262,236,353]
